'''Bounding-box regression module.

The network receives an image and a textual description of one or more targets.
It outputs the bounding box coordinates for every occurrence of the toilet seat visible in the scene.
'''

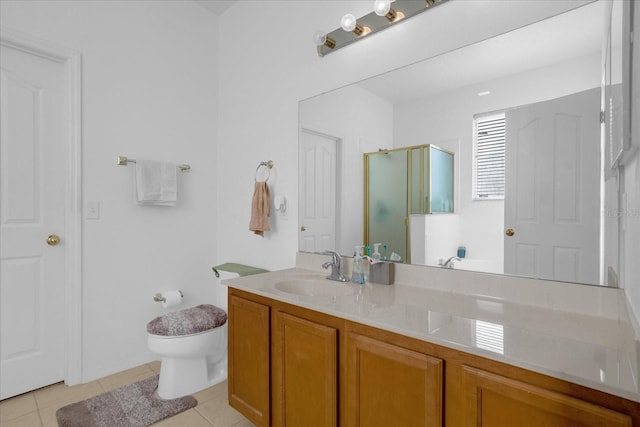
[148,327,218,340]
[146,304,227,337]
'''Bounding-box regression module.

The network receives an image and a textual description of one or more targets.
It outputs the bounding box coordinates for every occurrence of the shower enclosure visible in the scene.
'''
[364,144,454,263]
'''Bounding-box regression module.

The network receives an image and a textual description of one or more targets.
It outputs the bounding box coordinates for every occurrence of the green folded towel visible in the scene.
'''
[212,263,269,278]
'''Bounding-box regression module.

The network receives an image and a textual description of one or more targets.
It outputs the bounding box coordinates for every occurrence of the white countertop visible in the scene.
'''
[223,253,640,403]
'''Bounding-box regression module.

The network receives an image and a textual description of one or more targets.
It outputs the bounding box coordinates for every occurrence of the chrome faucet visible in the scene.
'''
[322,251,350,282]
[440,256,462,269]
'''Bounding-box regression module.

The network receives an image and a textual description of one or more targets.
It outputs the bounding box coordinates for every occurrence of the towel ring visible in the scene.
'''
[255,160,274,182]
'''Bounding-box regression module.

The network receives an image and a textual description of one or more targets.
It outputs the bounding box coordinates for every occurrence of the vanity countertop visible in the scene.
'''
[223,256,640,403]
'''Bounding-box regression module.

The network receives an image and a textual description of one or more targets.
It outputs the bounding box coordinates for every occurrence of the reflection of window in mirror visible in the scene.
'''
[473,113,505,200]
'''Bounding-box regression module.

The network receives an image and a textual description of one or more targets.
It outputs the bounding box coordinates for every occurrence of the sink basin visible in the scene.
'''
[273,275,355,297]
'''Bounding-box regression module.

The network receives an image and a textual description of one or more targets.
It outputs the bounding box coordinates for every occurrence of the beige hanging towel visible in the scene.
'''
[249,181,271,236]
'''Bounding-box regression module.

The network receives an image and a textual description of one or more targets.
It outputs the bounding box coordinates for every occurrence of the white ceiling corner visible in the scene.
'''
[194,0,237,16]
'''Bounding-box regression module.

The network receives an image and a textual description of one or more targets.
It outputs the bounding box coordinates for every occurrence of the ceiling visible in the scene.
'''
[356,1,605,104]
[194,0,237,15]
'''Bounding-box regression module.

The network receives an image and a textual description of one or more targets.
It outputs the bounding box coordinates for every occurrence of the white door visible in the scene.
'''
[299,129,337,253]
[1,44,67,399]
[504,88,600,285]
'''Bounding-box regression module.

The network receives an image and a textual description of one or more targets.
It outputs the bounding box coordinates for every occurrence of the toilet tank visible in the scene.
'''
[214,271,239,312]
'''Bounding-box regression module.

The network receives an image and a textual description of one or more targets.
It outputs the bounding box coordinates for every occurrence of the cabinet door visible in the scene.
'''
[272,311,338,427]
[346,333,443,427]
[463,366,632,427]
[228,294,270,427]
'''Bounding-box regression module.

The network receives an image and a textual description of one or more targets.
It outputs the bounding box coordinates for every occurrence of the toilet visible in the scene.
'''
[146,271,236,399]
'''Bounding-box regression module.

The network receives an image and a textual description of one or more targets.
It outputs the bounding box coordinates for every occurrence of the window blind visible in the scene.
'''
[474,114,505,199]
[475,320,504,354]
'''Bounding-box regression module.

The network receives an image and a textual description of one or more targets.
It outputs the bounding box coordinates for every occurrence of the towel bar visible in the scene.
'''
[117,155,191,172]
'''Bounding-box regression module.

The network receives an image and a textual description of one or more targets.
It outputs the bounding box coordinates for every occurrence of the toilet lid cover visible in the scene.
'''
[146,304,227,336]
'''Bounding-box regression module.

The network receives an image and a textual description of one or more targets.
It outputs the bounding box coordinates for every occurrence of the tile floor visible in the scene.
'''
[0,362,254,427]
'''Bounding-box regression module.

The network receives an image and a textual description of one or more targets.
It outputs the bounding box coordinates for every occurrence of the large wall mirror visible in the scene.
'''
[299,0,628,288]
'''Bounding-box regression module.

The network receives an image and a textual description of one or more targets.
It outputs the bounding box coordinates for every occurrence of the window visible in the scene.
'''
[473,113,505,200]
[474,320,504,354]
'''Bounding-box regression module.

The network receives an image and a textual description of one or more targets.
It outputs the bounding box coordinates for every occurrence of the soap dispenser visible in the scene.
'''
[352,246,366,285]
[372,243,382,260]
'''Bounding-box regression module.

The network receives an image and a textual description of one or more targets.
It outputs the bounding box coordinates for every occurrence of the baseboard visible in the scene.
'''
[81,353,157,385]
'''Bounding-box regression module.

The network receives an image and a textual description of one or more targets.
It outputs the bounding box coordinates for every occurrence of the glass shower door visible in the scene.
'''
[365,150,408,262]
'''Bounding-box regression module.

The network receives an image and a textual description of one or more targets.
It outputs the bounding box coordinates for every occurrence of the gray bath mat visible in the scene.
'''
[56,375,196,427]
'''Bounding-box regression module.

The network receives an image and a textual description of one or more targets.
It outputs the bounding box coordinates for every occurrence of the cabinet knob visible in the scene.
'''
[505,228,515,237]
[300,226,307,232]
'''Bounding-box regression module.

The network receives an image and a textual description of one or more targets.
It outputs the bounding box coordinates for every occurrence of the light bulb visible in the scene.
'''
[341,14,357,32]
[313,30,327,46]
[374,0,391,16]
[313,30,336,49]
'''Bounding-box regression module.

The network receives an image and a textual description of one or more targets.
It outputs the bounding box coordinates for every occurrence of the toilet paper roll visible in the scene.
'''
[160,290,183,308]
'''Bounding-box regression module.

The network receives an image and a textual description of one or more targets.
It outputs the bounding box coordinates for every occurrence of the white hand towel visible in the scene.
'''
[135,159,177,206]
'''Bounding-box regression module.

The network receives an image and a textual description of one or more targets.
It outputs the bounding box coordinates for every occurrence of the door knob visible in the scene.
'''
[300,226,307,232]
[47,234,61,246]
[505,228,515,237]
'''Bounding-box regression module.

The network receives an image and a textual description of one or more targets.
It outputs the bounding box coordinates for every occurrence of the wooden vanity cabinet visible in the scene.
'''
[346,332,443,427]
[345,322,636,427]
[228,289,345,427]
[271,310,342,427]
[228,288,639,427]
[462,366,632,427]
[228,293,271,427]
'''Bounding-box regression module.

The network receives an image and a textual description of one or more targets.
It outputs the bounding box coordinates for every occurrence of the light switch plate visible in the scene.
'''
[86,201,100,220]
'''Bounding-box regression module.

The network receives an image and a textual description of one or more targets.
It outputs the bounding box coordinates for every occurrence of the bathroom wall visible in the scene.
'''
[217,0,597,268]
[300,85,393,255]
[3,0,638,388]
[623,2,640,325]
[218,0,638,324]
[1,1,219,381]
[410,214,461,268]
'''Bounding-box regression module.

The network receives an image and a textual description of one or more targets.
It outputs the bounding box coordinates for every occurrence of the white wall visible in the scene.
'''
[1,0,219,381]
[217,0,637,321]
[4,0,638,385]
[623,1,640,324]
[217,0,596,269]
[300,85,393,255]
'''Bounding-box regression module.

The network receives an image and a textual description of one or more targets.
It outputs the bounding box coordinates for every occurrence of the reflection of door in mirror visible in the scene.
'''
[604,0,626,169]
[504,88,600,285]
[299,128,338,253]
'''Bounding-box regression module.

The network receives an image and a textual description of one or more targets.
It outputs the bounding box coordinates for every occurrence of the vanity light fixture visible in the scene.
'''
[316,0,449,57]
[313,30,336,49]
[374,0,391,16]
[374,0,403,22]
[341,14,367,36]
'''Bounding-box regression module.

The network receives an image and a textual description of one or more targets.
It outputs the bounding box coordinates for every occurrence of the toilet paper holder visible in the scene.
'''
[153,290,184,303]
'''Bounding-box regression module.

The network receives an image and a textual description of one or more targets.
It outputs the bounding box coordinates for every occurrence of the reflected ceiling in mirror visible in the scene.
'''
[299,0,623,287]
